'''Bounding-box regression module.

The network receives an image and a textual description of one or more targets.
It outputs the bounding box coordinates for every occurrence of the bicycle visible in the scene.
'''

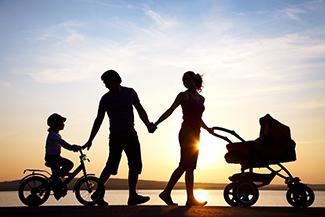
[18,149,102,207]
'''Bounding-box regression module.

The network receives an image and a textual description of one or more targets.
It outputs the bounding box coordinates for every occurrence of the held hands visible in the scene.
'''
[147,122,157,133]
[82,141,92,150]
[71,144,82,152]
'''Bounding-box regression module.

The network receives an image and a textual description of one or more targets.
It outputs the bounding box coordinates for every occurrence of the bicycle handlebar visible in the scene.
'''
[78,149,90,162]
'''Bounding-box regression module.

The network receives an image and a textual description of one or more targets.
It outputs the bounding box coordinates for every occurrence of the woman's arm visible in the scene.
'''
[155,93,183,127]
[202,120,213,134]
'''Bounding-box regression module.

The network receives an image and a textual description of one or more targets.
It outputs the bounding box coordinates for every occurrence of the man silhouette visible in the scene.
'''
[83,69,155,206]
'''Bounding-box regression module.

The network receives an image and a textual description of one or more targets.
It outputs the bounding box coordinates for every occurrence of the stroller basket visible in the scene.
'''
[229,171,276,187]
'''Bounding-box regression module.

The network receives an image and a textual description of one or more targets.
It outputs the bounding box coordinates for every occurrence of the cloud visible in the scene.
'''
[28,68,92,84]
[145,9,178,28]
[37,20,86,45]
[280,8,306,21]
[65,31,85,44]
[26,25,325,88]
[8,3,323,100]
[279,0,324,21]
[0,81,11,88]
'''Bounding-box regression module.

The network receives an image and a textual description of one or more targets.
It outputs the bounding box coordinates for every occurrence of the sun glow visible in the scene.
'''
[197,134,226,168]
[194,189,209,202]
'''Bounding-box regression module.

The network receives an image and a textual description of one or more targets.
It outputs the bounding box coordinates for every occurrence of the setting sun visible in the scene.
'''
[197,134,227,168]
[194,189,209,202]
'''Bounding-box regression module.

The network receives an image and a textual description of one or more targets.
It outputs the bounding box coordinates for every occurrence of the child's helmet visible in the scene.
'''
[47,113,66,127]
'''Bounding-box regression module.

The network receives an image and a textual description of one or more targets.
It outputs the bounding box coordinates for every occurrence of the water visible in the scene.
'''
[1,190,324,207]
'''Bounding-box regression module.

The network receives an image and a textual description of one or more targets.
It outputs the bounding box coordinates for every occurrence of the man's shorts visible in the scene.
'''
[105,130,142,175]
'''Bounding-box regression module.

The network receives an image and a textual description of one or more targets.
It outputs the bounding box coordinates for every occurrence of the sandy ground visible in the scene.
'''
[1,206,325,217]
[0,206,325,217]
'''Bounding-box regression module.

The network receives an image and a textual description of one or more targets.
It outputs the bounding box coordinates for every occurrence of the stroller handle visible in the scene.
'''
[211,127,245,143]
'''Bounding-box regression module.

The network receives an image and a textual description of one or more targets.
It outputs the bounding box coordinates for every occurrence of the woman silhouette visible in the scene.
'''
[154,71,213,206]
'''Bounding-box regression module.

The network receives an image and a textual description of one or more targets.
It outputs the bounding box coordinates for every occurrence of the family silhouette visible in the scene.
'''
[21,69,315,208]
[77,69,213,206]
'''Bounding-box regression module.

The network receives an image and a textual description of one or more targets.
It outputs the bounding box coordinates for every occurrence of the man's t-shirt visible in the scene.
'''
[99,86,140,134]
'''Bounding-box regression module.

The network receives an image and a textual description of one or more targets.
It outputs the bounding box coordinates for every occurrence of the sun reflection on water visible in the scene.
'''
[194,189,208,202]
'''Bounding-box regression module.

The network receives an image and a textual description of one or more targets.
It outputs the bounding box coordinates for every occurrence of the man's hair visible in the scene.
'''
[101,70,122,83]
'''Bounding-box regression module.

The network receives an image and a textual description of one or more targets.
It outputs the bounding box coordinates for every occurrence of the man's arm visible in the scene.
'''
[134,100,151,127]
[83,110,105,150]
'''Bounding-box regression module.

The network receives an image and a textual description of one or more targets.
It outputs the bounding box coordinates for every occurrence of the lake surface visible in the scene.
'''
[1,190,324,207]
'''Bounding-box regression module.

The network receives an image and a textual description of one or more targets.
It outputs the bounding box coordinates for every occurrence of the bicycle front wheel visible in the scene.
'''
[18,176,50,207]
[74,176,102,206]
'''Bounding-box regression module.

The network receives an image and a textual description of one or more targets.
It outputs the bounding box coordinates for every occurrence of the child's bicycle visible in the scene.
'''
[18,150,101,207]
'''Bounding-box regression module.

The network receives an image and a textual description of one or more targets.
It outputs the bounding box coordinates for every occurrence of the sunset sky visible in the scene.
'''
[1,0,324,185]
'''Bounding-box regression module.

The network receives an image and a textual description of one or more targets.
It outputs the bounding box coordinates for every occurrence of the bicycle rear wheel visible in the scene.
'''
[75,176,102,206]
[18,176,50,207]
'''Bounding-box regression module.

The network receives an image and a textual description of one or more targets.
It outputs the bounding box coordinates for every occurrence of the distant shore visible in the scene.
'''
[1,178,325,191]
[1,206,325,217]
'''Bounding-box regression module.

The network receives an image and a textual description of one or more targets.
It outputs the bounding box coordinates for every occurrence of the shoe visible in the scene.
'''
[91,191,108,206]
[159,192,178,206]
[54,191,61,200]
[96,198,109,206]
[128,194,150,205]
[185,199,207,206]
[91,190,100,201]
[53,181,67,200]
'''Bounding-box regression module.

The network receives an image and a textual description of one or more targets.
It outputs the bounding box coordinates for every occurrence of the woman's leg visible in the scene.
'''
[164,166,184,194]
[185,169,194,201]
[185,169,207,206]
[159,166,184,205]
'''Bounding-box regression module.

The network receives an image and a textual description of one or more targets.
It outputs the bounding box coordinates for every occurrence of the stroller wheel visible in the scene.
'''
[286,184,315,208]
[234,182,259,207]
[223,183,240,207]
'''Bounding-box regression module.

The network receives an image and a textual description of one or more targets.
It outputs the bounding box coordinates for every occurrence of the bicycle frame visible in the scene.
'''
[62,150,88,185]
[21,150,94,189]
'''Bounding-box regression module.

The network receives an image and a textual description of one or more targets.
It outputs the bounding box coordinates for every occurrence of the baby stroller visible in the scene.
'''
[211,114,315,208]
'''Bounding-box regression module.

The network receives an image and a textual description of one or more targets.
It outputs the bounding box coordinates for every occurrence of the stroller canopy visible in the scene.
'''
[225,114,296,165]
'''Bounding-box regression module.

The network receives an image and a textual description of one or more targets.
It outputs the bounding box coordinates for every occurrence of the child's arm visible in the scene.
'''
[53,134,79,152]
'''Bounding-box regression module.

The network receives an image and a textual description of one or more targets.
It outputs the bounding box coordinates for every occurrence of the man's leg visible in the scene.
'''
[91,163,115,205]
[128,171,138,198]
[92,139,123,205]
[98,166,112,190]
[127,170,150,205]
[124,131,150,205]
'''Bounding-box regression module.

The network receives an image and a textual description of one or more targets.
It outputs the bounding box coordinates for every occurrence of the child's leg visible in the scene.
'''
[45,155,61,181]
[58,156,74,177]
